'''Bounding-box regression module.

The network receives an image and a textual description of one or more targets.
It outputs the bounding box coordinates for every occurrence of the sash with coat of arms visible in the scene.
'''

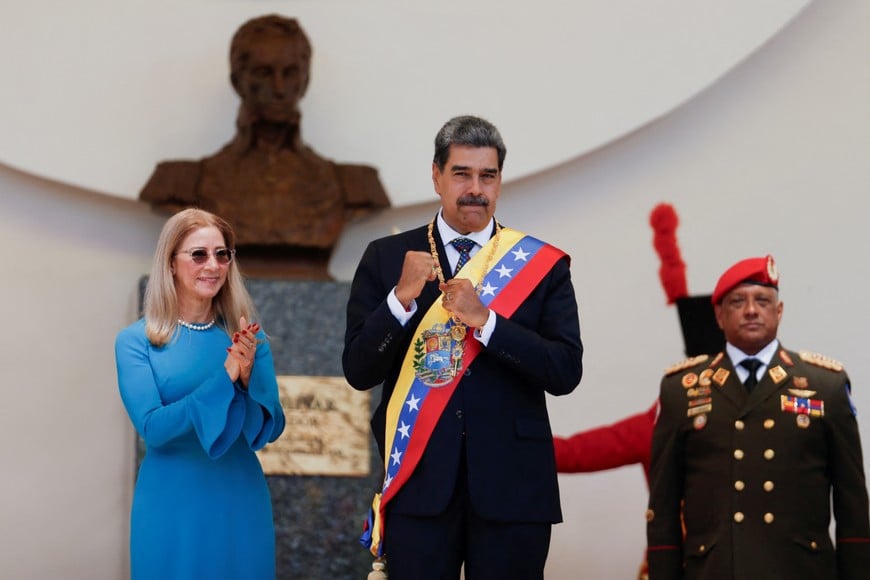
[360,228,567,557]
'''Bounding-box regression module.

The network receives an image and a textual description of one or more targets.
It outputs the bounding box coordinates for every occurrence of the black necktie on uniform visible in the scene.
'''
[741,358,762,392]
[451,238,476,276]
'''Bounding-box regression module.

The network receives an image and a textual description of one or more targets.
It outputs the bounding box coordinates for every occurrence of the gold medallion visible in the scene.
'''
[699,368,713,387]
[693,414,708,430]
[796,414,811,429]
[682,373,698,388]
[450,324,467,341]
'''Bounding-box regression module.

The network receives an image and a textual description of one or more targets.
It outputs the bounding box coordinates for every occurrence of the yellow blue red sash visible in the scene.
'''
[360,228,567,557]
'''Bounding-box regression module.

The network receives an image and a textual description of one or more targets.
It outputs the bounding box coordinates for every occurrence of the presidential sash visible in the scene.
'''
[360,228,567,557]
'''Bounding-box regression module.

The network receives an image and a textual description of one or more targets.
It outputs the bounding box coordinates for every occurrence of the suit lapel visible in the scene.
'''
[711,355,749,410]
[742,349,792,413]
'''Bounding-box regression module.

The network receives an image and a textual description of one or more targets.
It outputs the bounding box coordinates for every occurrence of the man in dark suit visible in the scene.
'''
[647,255,870,579]
[342,115,583,579]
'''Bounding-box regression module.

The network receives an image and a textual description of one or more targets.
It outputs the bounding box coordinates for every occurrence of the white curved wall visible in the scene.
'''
[0,1,808,205]
[1,0,868,578]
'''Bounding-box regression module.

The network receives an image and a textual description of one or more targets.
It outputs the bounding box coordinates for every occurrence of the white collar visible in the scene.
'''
[726,338,780,369]
[436,210,494,248]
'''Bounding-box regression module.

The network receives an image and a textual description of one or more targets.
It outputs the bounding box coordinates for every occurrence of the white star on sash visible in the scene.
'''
[480,282,498,297]
[495,264,513,278]
[391,447,402,466]
[406,394,421,412]
[397,421,411,439]
[384,473,394,489]
[512,247,530,261]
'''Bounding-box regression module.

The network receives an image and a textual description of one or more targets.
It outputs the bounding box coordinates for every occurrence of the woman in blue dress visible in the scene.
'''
[115,208,285,579]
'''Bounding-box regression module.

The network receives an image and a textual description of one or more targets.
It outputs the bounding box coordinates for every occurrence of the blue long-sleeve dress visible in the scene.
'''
[115,319,285,580]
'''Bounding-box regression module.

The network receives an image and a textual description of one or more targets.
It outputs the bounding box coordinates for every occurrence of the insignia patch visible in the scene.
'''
[799,350,844,372]
[686,386,712,398]
[699,369,714,387]
[768,365,788,385]
[693,414,708,430]
[712,368,730,387]
[687,404,712,417]
[788,389,817,398]
[767,255,778,283]
[781,394,824,417]
[682,373,698,388]
[779,349,794,366]
[709,352,724,368]
[665,354,710,376]
[413,323,466,387]
[792,376,809,389]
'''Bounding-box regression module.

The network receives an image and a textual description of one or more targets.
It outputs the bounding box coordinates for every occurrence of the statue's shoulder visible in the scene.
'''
[663,354,710,377]
[334,162,390,208]
[140,160,202,204]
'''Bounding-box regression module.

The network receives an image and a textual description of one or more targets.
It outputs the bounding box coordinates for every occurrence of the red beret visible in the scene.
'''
[711,255,779,304]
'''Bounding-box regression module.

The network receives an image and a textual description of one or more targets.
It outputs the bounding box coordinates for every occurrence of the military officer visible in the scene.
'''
[646,255,870,579]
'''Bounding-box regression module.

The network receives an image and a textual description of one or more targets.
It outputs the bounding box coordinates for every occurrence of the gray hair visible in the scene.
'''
[433,115,506,171]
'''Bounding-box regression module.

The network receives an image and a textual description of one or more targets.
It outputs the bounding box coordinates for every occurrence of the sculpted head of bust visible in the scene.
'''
[229,15,312,128]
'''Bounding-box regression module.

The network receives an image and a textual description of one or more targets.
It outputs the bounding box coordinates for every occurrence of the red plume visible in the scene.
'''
[649,203,687,304]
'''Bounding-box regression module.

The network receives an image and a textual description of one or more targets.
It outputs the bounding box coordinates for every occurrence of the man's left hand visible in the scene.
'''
[439,279,489,328]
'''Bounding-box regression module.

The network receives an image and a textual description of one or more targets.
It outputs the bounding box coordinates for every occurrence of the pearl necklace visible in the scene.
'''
[178,318,216,331]
[427,218,502,340]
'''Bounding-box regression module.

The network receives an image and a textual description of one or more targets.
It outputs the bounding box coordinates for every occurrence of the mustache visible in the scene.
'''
[457,196,489,207]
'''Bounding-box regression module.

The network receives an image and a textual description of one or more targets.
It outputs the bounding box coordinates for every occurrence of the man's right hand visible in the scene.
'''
[394,251,439,309]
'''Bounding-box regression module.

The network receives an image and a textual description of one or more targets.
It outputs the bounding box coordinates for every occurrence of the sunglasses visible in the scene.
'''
[175,247,236,265]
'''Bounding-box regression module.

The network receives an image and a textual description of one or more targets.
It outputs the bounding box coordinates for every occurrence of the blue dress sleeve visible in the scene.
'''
[240,330,286,450]
[114,322,245,458]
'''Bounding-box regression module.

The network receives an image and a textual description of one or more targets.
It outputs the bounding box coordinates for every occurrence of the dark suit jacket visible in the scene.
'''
[647,347,870,579]
[343,221,583,523]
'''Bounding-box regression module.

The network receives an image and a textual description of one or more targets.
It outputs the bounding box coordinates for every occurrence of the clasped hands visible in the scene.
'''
[225,316,260,388]
[395,251,489,328]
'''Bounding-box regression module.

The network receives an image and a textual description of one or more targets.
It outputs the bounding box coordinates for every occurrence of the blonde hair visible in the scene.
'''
[144,208,258,346]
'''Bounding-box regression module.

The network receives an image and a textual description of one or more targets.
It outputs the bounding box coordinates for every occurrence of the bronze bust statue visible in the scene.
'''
[140,15,390,276]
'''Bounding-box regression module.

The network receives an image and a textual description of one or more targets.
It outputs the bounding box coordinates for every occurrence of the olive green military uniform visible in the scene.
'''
[647,347,870,579]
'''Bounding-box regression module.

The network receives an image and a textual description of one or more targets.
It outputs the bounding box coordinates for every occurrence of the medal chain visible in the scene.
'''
[427,218,502,333]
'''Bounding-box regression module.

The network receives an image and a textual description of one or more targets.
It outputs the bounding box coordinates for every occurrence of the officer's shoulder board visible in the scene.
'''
[664,354,709,377]
[798,350,844,373]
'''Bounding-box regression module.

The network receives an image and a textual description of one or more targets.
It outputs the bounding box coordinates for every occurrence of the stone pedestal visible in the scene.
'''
[247,280,382,579]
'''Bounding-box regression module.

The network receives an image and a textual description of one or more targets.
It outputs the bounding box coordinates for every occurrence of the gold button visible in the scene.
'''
[734,512,744,523]
[734,480,745,491]
[810,541,818,550]
[699,544,706,553]
[734,449,745,460]
[764,419,775,429]
[764,449,775,460]
[763,481,775,492]
[735,420,745,430]
[764,513,775,524]
[645,509,655,522]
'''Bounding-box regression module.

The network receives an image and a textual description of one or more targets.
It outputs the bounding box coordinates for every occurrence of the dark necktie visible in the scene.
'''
[451,238,476,276]
[741,358,762,392]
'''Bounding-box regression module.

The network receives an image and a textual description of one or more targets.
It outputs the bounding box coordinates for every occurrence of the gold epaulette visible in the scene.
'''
[664,354,710,376]
[799,350,844,372]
